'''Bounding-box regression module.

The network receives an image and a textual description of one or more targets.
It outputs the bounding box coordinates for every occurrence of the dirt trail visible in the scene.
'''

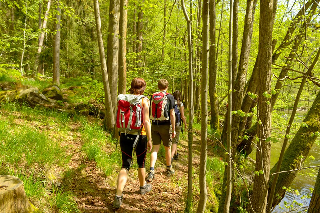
[66,135,201,213]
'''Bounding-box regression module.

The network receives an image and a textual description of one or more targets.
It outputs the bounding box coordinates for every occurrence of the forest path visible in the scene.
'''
[66,133,202,213]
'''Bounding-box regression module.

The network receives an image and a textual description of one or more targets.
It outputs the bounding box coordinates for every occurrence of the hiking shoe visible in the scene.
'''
[166,168,175,177]
[146,170,155,182]
[140,183,152,195]
[173,153,179,160]
[113,195,123,209]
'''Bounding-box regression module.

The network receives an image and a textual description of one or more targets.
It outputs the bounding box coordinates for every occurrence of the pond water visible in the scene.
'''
[271,141,320,212]
[248,110,320,212]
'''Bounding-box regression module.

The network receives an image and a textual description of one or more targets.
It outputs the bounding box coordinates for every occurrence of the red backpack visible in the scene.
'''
[150,91,170,121]
[116,94,145,133]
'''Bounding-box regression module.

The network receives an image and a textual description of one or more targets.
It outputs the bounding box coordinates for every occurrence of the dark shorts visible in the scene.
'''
[151,124,172,147]
[120,133,147,171]
[172,124,181,144]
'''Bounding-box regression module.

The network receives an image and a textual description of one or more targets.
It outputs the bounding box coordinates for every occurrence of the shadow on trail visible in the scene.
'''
[59,160,115,213]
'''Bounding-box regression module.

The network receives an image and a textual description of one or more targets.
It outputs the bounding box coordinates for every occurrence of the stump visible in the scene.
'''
[0,175,31,213]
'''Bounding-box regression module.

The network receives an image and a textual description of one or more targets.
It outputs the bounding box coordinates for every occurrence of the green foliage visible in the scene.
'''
[80,122,121,176]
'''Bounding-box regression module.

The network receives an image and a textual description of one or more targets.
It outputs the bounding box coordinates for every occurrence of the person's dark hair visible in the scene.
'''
[128,78,146,95]
[173,90,181,106]
[158,79,169,90]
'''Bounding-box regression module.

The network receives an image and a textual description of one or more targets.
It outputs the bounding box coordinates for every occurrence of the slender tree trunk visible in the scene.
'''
[107,0,120,113]
[162,0,166,59]
[181,0,194,211]
[251,0,274,212]
[136,2,144,73]
[20,2,27,76]
[35,0,52,76]
[272,0,316,63]
[233,0,257,137]
[118,0,128,94]
[267,47,320,213]
[268,49,320,209]
[209,0,219,130]
[308,168,320,213]
[236,0,318,155]
[53,0,61,86]
[197,0,209,211]
[232,0,238,85]
[224,0,234,212]
[93,0,115,130]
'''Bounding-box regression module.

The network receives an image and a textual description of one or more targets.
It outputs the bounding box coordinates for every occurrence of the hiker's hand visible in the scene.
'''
[147,139,152,152]
[172,130,176,139]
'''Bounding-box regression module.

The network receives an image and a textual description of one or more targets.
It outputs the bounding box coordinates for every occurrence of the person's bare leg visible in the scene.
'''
[171,143,177,157]
[150,144,160,168]
[116,168,128,196]
[165,146,172,166]
[138,168,146,187]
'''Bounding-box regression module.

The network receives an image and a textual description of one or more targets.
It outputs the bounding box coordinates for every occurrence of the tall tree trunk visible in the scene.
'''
[223,0,234,212]
[232,0,238,85]
[267,47,320,213]
[93,0,115,130]
[236,0,318,155]
[251,0,274,212]
[162,0,166,59]
[197,0,209,211]
[136,1,144,73]
[107,0,120,113]
[53,0,61,86]
[118,0,128,94]
[269,53,320,209]
[181,0,194,211]
[272,0,316,63]
[209,0,219,130]
[233,0,257,134]
[35,0,52,76]
[308,168,320,213]
[20,2,27,76]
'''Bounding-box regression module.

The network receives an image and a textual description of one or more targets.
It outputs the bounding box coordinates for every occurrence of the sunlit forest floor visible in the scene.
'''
[0,102,222,212]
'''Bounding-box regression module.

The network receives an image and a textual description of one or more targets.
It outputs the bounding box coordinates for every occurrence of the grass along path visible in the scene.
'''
[0,103,221,212]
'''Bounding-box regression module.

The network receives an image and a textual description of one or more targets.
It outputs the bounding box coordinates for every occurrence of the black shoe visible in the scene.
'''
[146,170,155,182]
[140,183,152,195]
[173,153,179,160]
[113,195,123,209]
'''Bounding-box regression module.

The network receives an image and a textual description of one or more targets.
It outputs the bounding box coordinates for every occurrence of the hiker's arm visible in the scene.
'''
[142,98,152,152]
[180,105,187,127]
[170,108,176,138]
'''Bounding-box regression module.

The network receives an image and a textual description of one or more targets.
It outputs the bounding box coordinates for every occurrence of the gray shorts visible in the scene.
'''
[151,124,172,147]
[172,124,182,144]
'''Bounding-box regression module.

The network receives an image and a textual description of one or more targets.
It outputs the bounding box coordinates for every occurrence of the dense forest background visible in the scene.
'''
[1,0,320,212]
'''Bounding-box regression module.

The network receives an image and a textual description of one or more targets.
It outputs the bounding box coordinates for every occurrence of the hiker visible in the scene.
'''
[171,90,187,161]
[113,77,153,209]
[146,79,176,182]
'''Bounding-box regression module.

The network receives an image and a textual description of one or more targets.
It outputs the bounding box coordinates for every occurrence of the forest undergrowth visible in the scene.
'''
[0,71,225,212]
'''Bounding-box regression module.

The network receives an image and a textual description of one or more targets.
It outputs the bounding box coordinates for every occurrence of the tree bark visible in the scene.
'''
[209,0,219,130]
[251,0,274,212]
[232,0,238,85]
[308,168,320,213]
[118,0,128,94]
[0,175,31,213]
[53,0,61,86]
[272,0,316,63]
[34,0,52,76]
[136,2,144,73]
[93,0,115,130]
[197,0,209,211]
[181,0,194,211]
[269,52,320,209]
[267,47,320,213]
[162,0,166,59]
[107,0,120,113]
